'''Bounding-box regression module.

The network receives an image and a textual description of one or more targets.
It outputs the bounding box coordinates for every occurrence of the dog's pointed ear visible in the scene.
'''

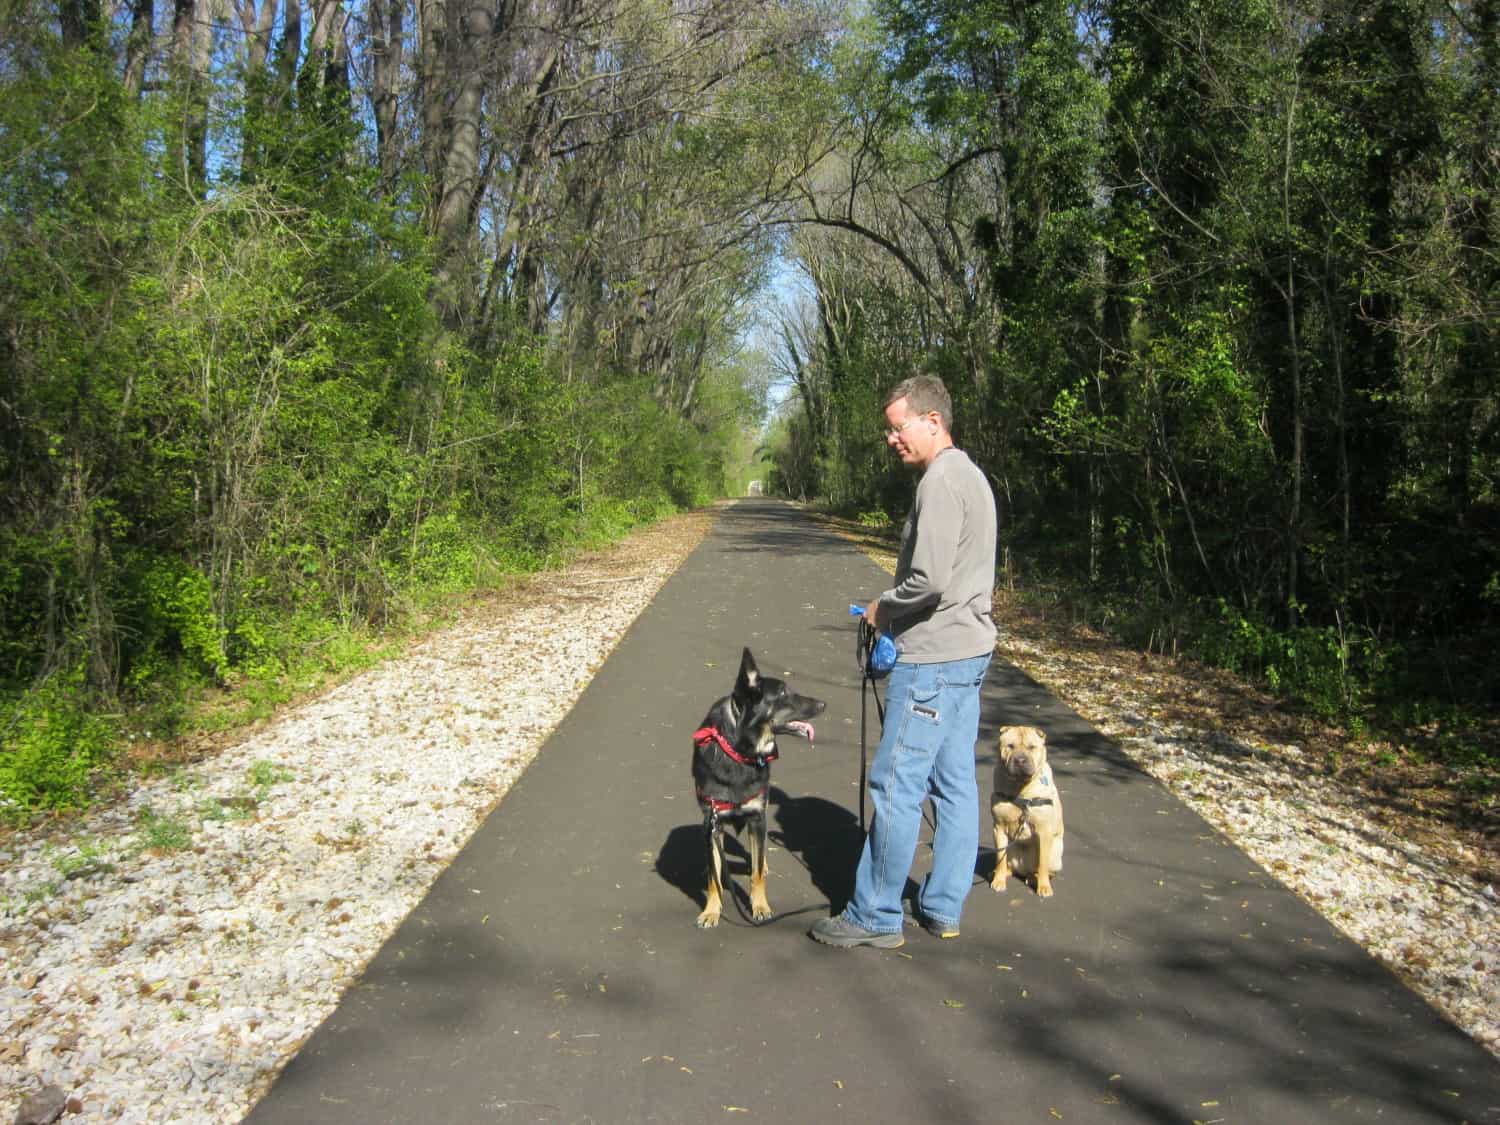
[737,647,759,691]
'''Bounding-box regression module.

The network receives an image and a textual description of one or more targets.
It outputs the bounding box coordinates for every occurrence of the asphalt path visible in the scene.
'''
[247,499,1500,1124]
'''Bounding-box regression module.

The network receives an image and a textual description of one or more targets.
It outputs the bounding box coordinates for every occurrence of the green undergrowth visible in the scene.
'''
[0,501,686,826]
[819,499,1495,818]
[1006,567,1498,816]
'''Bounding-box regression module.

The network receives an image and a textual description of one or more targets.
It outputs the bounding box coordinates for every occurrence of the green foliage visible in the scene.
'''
[1193,599,1378,725]
[775,0,1500,756]
[9,0,1488,822]
[0,32,750,816]
[0,669,118,816]
[129,556,230,685]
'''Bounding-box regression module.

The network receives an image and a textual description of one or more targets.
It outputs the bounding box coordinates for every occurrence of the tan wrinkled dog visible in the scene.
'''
[990,725,1065,898]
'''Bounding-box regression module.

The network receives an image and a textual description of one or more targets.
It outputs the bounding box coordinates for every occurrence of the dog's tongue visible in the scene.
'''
[785,720,815,744]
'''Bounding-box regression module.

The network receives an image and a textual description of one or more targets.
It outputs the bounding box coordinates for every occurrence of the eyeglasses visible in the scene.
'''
[885,414,930,439]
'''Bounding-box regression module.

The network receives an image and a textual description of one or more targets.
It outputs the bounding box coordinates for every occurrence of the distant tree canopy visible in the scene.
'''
[0,0,836,808]
[1,0,1496,810]
[767,0,1500,721]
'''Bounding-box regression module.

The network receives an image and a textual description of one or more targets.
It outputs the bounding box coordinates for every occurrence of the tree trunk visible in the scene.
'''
[301,0,346,97]
[430,0,496,330]
[370,0,406,189]
[325,5,350,95]
[123,0,154,99]
[234,0,277,176]
[1453,0,1498,521]
[1320,272,1351,615]
[170,0,213,195]
[1282,70,1302,630]
[275,0,301,92]
[487,39,561,334]
[418,0,452,196]
[59,0,102,50]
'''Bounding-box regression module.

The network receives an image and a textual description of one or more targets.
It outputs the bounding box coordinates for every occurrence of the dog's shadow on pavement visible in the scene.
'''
[768,789,864,910]
[654,788,865,915]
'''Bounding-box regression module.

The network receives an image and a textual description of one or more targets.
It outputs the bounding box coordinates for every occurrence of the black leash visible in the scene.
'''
[855,616,885,834]
[726,874,830,927]
[708,816,831,928]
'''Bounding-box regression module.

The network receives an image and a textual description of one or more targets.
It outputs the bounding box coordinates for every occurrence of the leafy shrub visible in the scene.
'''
[576,496,643,547]
[0,668,117,816]
[404,511,483,594]
[0,47,735,815]
[127,555,230,685]
[1192,599,1376,725]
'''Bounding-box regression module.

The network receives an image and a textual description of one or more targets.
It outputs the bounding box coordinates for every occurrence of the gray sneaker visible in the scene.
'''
[917,913,960,939]
[808,914,905,949]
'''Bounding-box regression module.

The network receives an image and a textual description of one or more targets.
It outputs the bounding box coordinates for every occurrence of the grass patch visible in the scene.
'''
[50,837,115,881]
[247,759,295,793]
[134,807,194,854]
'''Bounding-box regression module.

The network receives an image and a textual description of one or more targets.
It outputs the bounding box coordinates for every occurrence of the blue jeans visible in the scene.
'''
[843,654,991,934]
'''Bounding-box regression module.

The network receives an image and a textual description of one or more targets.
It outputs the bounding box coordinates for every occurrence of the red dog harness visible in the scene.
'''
[694,725,776,813]
[693,725,778,768]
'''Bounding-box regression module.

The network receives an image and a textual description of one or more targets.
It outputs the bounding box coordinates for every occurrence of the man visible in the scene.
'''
[810,374,997,949]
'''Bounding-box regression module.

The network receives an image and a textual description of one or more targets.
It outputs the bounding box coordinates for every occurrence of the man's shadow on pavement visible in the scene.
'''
[654,788,868,920]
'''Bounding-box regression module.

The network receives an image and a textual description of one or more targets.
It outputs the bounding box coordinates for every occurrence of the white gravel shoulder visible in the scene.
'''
[5,507,1495,1125]
[1003,631,1500,1063]
[1,540,691,1124]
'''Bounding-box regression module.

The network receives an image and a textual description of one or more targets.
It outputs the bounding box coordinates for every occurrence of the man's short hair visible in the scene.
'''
[884,374,952,434]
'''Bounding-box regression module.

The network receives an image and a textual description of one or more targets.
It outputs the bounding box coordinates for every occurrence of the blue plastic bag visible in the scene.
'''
[849,605,897,678]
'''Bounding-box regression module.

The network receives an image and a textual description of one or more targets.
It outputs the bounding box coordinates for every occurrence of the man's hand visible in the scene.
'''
[864,598,881,628]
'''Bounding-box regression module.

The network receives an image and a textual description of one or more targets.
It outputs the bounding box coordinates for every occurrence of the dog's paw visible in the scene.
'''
[989,871,1008,893]
[1035,879,1054,899]
[695,910,721,928]
[751,903,773,922]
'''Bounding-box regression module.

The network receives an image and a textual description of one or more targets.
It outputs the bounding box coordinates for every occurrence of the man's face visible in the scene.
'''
[883,396,940,469]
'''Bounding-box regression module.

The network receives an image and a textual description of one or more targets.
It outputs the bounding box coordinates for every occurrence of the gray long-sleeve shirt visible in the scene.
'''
[878,446,998,663]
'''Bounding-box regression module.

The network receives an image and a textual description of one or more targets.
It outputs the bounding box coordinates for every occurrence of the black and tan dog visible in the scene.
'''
[691,648,824,928]
[990,724,1065,898]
